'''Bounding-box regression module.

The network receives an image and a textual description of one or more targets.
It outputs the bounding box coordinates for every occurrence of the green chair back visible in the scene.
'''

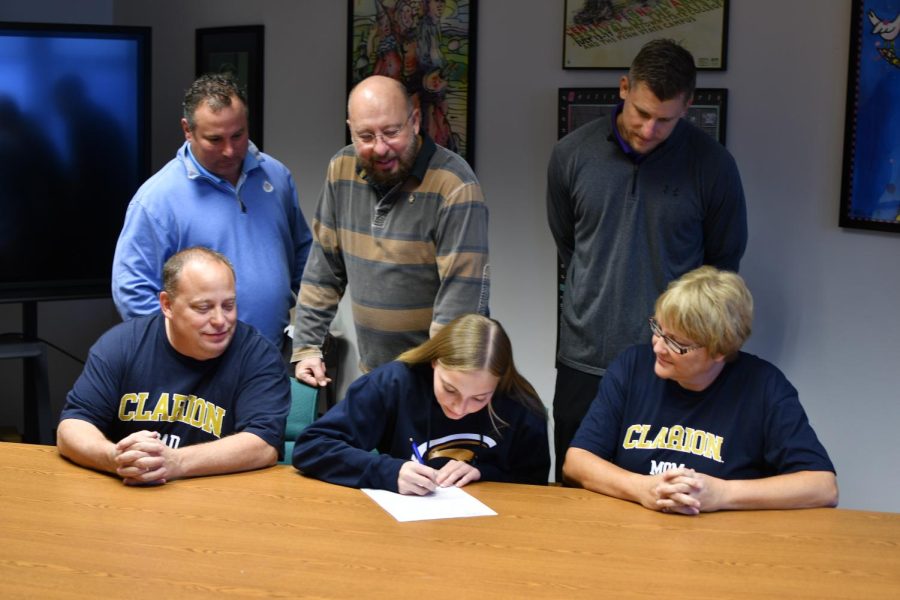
[281,379,319,464]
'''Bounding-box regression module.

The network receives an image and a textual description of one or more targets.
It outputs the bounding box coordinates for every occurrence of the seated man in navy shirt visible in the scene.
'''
[58,246,290,484]
[564,266,838,514]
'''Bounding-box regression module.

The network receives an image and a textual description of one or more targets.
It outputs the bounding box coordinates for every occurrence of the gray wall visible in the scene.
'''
[2,0,897,512]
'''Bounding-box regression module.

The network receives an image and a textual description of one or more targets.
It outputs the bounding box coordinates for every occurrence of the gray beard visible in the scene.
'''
[366,136,419,188]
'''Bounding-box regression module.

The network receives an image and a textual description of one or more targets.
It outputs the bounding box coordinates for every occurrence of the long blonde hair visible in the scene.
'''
[397,314,546,419]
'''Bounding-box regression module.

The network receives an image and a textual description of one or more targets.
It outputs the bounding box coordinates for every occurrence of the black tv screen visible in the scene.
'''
[0,22,151,302]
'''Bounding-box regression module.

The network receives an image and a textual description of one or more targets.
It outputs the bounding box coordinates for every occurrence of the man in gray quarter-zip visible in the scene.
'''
[547,39,747,483]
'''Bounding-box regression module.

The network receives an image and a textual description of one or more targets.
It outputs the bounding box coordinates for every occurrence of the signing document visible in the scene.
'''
[362,486,497,522]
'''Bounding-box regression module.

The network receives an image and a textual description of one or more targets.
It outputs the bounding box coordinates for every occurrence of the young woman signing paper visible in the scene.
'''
[292,314,550,494]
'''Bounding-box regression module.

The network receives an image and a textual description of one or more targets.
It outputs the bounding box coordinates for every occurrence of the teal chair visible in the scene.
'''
[281,379,319,464]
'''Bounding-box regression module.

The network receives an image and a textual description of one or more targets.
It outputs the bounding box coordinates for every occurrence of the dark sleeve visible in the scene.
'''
[546,142,576,269]
[292,369,407,491]
[59,327,128,434]
[570,351,630,460]
[480,405,550,485]
[762,371,835,474]
[702,149,747,272]
[232,333,291,453]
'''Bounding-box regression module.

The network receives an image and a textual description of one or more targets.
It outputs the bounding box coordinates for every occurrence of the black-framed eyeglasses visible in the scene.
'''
[649,317,701,355]
[351,110,414,146]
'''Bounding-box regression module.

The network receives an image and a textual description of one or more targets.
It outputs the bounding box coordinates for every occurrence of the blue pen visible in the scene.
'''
[409,437,425,464]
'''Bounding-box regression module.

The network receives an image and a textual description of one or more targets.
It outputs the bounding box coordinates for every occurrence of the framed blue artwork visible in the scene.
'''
[840,0,900,232]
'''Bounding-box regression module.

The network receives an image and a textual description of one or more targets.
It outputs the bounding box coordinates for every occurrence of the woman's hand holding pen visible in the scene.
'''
[399,437,438,495]
[398,461,438,495]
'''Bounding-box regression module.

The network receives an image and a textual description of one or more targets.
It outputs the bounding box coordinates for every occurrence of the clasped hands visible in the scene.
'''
[645,467,725,515]
[397,460,481,495]
[111,430,179,485]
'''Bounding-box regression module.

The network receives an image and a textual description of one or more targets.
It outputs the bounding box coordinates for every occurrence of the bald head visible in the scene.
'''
[347,75,412,120]
[345,75,420,187]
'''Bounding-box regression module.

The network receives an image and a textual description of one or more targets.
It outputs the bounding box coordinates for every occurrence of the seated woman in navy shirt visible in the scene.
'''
[293,314,550,494]
[564,266,838,514]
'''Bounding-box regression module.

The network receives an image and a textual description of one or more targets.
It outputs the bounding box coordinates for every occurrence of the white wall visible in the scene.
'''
[4,0,897,511]
[722,2,894,512]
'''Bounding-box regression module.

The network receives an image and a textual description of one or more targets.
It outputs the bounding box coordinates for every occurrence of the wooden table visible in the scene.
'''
[1,442,898,599]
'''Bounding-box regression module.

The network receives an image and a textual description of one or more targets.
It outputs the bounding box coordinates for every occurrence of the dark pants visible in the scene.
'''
[553,364,601,484]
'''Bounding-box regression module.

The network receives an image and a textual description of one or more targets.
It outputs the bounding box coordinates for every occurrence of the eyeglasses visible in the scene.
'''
[351,111,413,147]
[649,317,701,355]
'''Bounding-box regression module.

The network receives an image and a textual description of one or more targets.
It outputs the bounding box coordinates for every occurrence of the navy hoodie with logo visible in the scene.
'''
[292,362,550,492]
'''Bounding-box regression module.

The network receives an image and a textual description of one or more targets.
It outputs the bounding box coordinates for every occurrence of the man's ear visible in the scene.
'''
[681,93,693,116]
[411,107,421,136]
[618,75,630,101]
[181,118,192,141]
[159,291,173,318]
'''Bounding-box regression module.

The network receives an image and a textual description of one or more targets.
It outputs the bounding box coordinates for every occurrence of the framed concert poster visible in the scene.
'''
[196,25,265,150]
[840,0,900,232]
[562,0,729,70]
[347,0,477,164]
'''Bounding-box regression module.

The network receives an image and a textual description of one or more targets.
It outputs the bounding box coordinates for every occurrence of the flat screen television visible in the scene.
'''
[0,22,151,303]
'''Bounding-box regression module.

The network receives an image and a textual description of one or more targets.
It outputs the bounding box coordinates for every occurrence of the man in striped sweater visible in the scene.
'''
[291,75,489,387]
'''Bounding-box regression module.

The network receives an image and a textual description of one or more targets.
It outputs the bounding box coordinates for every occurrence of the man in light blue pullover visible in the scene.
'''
[112,73,311,350]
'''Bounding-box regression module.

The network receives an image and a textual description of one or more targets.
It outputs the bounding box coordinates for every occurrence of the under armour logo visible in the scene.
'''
[663,184,680,197]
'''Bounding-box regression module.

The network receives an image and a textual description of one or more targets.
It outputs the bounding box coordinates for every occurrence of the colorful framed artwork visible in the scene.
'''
[347,0,477,164]
[196,25,265,150]
[562,0,729,70]
[840,0,900,232]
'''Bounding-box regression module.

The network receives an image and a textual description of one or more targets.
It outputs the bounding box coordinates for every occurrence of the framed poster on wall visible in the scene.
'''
[840,0,900,232]
[196,25,265,150]
[347,0,477,164]
[562,0,729,70]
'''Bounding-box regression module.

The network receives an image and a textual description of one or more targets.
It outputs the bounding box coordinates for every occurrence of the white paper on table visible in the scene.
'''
[361,485,497,522]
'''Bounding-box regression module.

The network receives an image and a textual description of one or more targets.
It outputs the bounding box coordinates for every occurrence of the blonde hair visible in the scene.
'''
[654,266,753,359]
[397,314,546,420]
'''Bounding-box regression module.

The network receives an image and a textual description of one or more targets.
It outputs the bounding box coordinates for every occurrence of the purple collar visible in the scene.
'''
[611,102,646,164]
